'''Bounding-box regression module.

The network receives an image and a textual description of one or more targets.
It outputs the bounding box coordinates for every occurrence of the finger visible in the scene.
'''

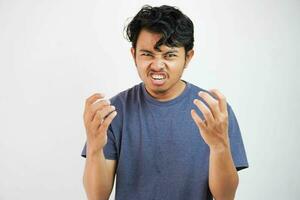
[99,110,117,132]
[90,111,103,130]
[193,98,214,124]
[198,91,220,118]
[96,105,116,122]
[92,105,116,129]
[84,93,105,122]
[89,100,111,121]
[85,93,105,107]
[191,109,207,130]
[208,89,227,113]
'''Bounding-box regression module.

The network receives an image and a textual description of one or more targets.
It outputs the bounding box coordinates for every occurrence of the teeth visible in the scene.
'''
[151,74,165,80]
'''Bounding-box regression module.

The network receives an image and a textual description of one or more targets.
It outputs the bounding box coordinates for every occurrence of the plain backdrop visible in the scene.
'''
[0,0,299,199]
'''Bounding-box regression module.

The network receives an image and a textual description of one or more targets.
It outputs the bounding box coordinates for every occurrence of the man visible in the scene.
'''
[81,5,248,200]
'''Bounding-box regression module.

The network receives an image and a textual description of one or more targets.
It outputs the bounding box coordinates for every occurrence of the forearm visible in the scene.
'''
[83,149,112,200]
[209,145,239,200]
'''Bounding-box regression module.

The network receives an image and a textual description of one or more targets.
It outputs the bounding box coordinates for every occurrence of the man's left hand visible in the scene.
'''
[191,89,230,150]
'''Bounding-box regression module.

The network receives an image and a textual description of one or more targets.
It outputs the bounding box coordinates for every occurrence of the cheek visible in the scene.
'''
[136,59,151,70]
[136,58,185,74]
[168,61,185,73]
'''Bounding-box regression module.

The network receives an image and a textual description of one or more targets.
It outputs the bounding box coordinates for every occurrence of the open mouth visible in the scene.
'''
[149,72,167,86]
[151,74,166,80]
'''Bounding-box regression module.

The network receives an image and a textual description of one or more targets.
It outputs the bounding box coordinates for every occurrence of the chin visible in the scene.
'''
[150,85,169,94]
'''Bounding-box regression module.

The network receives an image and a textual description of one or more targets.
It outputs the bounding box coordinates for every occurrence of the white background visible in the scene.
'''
[0,0,299,199]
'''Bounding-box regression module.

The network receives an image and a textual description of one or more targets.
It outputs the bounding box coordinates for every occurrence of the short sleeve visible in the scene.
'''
[81,124,118,160]
[227,104,249,171]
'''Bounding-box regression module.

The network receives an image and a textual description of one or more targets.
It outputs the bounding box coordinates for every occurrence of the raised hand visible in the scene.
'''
[83,93,117,154]
[191,89,229,150]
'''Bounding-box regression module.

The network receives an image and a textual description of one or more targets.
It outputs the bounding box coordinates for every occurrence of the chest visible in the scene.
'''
[119,105,209,173]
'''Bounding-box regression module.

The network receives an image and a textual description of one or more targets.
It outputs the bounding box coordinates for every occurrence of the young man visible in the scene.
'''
[81,5,248,200]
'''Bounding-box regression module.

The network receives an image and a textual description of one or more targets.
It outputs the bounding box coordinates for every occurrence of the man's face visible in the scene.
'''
[131,29,194,100]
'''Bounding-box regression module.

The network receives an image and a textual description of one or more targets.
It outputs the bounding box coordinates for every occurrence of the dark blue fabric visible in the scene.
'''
[81,80,249,200]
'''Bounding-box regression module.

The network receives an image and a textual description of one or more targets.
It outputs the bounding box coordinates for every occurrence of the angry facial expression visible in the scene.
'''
[131,29,194,101]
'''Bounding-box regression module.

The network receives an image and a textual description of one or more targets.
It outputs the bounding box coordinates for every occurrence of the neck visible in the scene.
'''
[145,80,186,102]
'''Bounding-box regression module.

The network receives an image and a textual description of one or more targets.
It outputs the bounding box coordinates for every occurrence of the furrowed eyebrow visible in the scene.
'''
[139,49,153,54]
[164,50,178,54]
[139,49,179,54]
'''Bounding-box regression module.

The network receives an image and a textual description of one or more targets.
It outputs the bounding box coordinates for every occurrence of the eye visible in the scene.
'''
[141,53,152,57]
[166,53,177,58]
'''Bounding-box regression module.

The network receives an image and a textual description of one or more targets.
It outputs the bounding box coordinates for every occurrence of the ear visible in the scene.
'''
[130,47,135,59]
[130,47,137,67]
[184,49,194,69]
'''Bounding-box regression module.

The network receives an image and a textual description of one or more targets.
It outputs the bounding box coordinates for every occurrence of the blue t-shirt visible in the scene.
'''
[81,80,249,200]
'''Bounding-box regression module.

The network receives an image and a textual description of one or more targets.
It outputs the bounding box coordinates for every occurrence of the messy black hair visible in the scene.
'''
[125,5,194,55]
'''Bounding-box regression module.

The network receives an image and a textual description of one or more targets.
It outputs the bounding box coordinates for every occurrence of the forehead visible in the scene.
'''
[136,29,184,53]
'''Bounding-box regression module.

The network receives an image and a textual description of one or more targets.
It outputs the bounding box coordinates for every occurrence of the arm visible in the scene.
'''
[191,89,239,200]
[209,145,238,200]
[82,93,118,200]
[83,149,117,200]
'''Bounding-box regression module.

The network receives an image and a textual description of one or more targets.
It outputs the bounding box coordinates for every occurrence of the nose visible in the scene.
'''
[151,57,166,71]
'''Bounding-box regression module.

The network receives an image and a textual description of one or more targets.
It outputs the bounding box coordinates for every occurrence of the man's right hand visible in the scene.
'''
[83,93,117,155]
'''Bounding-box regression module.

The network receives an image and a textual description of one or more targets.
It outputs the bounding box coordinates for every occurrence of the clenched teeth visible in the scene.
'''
[151,74,166,80]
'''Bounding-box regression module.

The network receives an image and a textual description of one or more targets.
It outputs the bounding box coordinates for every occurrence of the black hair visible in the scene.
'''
[125,5,194,55]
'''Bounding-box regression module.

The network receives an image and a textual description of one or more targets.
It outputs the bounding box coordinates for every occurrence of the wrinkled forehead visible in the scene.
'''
[137,45,180,53]
[136,29,183,53]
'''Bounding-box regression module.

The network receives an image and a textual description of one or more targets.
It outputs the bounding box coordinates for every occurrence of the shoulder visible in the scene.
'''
[107,83,143,131]
[108,82,143,109]
[186,81,236,112]
[185,81,211,101]
[186,81,207,94]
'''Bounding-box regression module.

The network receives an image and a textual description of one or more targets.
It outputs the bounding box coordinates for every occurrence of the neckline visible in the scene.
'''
[141,80,190,106]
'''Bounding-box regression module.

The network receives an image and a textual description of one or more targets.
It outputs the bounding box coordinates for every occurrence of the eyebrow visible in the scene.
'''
[139,49,179,54]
